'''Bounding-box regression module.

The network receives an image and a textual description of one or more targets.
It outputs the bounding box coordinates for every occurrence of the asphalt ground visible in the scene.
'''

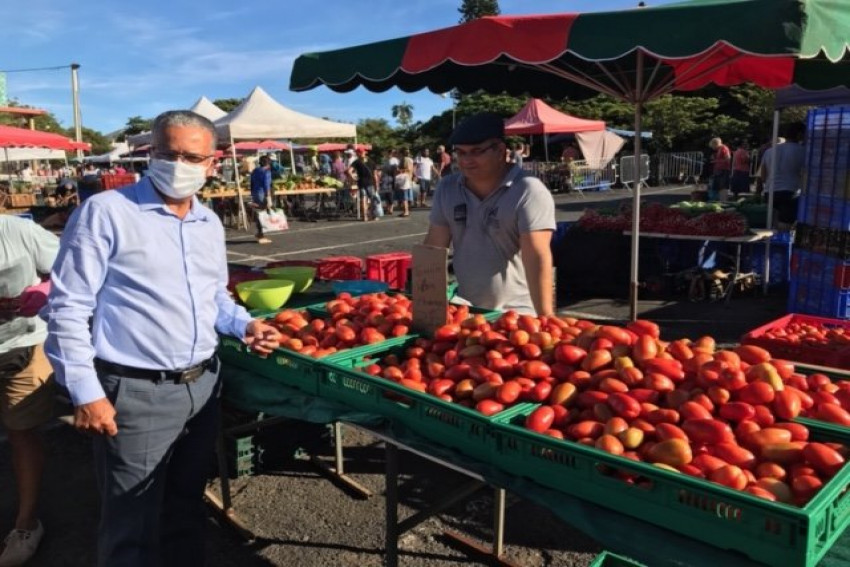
[1,184,789,566]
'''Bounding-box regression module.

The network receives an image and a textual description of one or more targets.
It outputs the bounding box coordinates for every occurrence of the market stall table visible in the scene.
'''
[218,364,850,567]
[625,229,774,303]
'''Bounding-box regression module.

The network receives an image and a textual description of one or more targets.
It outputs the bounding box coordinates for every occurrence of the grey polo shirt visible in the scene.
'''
[430,165,556,314]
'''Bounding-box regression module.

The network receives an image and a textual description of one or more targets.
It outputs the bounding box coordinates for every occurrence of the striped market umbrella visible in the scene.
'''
[290,0,850,319]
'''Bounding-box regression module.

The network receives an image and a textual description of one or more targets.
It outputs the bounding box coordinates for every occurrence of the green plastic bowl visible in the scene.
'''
[264,267,316,293]
[235,279,295,310]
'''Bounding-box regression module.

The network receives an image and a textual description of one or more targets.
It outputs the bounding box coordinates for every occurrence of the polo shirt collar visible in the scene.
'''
[458,164,523,197]
[136,177,210,222]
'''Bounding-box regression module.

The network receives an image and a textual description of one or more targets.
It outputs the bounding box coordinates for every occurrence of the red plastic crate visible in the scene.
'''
[741,313,850,369]
[317,256,362,281]
[365,252,412,290]
[101,174,137,190]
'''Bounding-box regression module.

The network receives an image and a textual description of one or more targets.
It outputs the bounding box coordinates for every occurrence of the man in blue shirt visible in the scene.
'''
[43,110,281,567]
[250,155,273,244]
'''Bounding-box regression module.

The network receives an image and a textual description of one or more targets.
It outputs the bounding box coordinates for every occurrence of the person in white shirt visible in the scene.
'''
[759,124,806,227]
[414,149,437,208]
[394,163,413,218]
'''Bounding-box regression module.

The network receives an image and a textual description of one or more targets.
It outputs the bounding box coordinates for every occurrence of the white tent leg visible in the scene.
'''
[230,134,248,231]
[762,109,781,294]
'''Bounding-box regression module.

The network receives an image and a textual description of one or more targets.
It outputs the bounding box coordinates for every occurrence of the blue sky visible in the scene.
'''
[1,0,677,135]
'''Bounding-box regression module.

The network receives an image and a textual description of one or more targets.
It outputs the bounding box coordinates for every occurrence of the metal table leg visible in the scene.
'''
[442,487,519,567]
[385,442,400,567]
[309,422,372,498]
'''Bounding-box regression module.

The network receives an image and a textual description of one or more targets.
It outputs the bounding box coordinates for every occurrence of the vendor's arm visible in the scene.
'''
[521,231,555,317]
[517,178,557,317]
[43,202,116,434]
[423,184,452,248]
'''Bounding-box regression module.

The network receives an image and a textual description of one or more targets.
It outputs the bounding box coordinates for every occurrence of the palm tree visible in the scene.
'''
[391,102,414,129]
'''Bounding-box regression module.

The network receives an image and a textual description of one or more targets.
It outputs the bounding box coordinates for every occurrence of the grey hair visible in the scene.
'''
[151,110,217,151]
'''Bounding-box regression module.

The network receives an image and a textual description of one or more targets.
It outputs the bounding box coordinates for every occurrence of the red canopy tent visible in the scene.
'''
[504,99,607,161]
[0,125,91,151]
[504,99,604,135]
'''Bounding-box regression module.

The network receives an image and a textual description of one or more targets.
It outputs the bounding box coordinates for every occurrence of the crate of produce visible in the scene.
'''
[741,314,850,369]
[302,292,502,323]
[319,342,530,463]
[492,407,850,567]
[589,551,646,567]
[218,324,409,396]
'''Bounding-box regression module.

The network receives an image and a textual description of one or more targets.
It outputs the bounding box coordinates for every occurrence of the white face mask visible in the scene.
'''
[147,158,207,199]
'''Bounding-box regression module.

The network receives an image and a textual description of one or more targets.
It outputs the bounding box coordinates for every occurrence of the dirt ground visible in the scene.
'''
[0,185,789,566]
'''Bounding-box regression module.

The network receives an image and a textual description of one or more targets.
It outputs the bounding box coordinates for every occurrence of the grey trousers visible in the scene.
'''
[93,363,220,567]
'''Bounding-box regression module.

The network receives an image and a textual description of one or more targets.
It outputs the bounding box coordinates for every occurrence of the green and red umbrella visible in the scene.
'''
[290,0,850,319]
[291,0,849,101]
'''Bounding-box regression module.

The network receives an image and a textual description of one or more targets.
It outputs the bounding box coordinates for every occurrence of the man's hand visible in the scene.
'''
[244,319,282,356]
[74,398,118,436]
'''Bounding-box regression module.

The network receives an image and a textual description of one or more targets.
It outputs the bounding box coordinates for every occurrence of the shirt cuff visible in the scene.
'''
[68,377,107,407]
[231,311,253,342]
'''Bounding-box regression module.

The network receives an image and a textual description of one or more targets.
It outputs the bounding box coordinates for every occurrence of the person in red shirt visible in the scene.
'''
[730,140,751,197]
[708,137,731,201]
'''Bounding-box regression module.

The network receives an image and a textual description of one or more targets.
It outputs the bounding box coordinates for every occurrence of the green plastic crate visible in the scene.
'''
[319,342,532,463]
[492,407,850,567]
[589,551,646,567]
[218,333,410,396]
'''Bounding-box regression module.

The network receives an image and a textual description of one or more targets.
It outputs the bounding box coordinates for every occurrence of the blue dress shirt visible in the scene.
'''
[44,177,253,405]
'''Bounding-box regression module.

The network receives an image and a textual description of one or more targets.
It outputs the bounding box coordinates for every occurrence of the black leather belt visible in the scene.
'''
[94,357,218,384]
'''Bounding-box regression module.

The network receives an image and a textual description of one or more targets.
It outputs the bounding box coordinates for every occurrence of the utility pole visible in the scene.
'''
[70,63,83,161]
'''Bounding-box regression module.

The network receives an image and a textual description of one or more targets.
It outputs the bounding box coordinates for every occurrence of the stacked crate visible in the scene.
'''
[789,106,850,318]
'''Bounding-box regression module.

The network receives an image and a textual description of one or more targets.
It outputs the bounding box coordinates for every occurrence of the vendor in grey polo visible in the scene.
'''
[424,112,556,315]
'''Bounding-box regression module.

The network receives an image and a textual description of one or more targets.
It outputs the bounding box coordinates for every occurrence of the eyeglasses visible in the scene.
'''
[455,142,501,160]
[152,150,215,165]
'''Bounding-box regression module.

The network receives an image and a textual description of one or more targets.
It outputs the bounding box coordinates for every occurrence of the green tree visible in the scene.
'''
[123,115,153,136]
[642,94,721,151]
[212,98,243,112]
[79,126,111,155]
[391,102,415,129]
[356,117,406,156]
[459,0,500,22]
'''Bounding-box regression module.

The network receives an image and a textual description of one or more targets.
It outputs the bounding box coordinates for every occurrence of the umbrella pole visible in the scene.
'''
[629,53,645,322]
[762,109,781,294]
[544,134,549,162]
[230,134,248,231]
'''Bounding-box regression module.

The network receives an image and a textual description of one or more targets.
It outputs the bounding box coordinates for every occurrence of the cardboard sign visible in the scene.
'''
[411,244,449,334]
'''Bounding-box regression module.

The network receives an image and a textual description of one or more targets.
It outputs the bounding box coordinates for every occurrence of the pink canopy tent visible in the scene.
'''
[504,99,614,162]
[0,125,91,151]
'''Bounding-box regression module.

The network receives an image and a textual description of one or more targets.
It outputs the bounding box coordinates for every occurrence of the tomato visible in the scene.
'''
[522,360,552,381]
[549,382,578,406]
[751,405,776,428]
[709,442,755,468]
[692,454,729,473]
[618,427,645,450]
[755,462,787,480]
[582,350,613,372]
[745,428,793,452]
[525,406,556,433]
[772,422,810,442]
[529,381,553,403]
[734,344,772,365]
[642,373,676,392]
[791,474,824,501]
[476,399,505,416]
[495,381,522,405]
[678,401,713,421]
[472,382,498,402]
[755,478,794,503]
[745,486,778,502]
[773,390,802,421]
[682,419,735,445]
[802,443,846,477]
[627,319,661,339]
[608,392,641,419]
[738,381,776,405]
[554,344,587,365]
[709,465,748,490]
[647,439,693,467]
[719,402,756,422]
[647,408,681,425]
[655,423,688,441]
[569,420,605,440]
[816,403,850,426]
[595,434,625,456]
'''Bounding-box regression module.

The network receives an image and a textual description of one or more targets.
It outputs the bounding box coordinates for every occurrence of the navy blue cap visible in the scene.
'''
[448,112,505,146]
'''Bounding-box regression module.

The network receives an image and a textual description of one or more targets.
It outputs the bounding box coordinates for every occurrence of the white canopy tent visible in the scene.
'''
[126,96,228,147]
[0,148,66,162]
[213,86,358,229]
[83,142,130,164]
